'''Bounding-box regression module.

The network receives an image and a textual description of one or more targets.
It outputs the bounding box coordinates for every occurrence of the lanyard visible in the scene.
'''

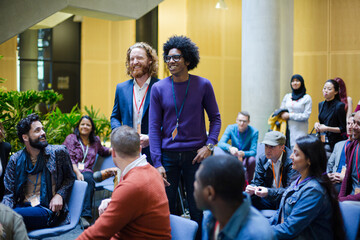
[237,128,248,150]
[133,85,149,123]
[272,161,283,188]
[28,173,40,195]
[171,76,190,127]
[79,141,89,163]
[294,175,313,188]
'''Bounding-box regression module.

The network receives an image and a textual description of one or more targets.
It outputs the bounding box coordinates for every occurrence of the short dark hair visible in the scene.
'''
[111,126,140,158]
[198,155,245,202]
[17,113,41,143]
[74,115,96,144]
[163,35,200,71]
[238,111,250,121]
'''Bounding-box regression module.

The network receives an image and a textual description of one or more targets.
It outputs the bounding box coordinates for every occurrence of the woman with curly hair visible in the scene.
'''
[63,116,111,227]
[270,135,344,239]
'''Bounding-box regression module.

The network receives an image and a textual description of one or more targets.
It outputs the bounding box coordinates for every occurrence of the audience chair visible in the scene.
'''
[170,214,198,240]
[28,180,87,239]
[340,201,360,240]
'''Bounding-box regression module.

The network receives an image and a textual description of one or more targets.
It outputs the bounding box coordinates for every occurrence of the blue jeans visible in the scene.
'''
[162,150,203,239]
[14,203,53,230]
[82,171,95,218]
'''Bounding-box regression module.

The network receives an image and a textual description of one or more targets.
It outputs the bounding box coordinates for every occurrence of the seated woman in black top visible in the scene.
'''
[314,79,347,154]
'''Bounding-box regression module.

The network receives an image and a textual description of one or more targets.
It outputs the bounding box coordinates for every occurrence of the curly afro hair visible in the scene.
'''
[17,113,41,143]
[163,35,200,71]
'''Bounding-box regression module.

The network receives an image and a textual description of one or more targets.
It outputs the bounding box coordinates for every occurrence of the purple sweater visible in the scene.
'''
[149,75,221,168]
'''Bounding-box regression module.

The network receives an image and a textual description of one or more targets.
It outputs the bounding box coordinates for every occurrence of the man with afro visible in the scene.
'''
[149,35,221,239]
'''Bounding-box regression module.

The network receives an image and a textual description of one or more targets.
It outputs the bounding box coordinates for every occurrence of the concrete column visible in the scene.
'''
[241,0,293,139]
[19,29,39,91]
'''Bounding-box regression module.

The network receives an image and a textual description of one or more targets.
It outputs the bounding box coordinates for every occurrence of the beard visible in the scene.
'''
[131,64,150,79]
[29,135,48,149]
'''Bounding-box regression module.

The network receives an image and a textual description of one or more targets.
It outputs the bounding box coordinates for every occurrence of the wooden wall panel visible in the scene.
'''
[293,54,328,130]
[331,53,360,111]
[331,0,360,51]
[81,17,135,118]
[0,37,17,91]
[294,0,328,52]
[294,0,360,131]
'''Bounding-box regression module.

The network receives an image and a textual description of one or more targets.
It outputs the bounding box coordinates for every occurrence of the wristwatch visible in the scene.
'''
[206,143,214,153]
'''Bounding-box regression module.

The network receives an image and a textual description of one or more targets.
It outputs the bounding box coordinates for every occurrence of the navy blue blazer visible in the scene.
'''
[110,77,159,165]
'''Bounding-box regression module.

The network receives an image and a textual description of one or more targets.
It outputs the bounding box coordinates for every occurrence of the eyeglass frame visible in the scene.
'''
[164,54,183,63]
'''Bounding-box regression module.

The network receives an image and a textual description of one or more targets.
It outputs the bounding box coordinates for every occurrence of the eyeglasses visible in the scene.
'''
[164,54,182,63]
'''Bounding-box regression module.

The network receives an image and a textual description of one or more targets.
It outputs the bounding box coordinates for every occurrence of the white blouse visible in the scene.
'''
[280,93,312,149]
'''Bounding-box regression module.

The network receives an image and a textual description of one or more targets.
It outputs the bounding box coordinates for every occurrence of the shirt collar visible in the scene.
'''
[133,76,151,89]
[121,154,148,180]
[219,193,251,239]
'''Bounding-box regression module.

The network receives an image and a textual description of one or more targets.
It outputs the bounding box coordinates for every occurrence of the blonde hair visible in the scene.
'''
[126,42,158,77]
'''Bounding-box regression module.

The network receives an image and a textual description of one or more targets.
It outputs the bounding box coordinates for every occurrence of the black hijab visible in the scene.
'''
[291,74,306,101]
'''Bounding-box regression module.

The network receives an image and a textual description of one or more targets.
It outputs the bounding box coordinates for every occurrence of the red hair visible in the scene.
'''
[334,77,348,112]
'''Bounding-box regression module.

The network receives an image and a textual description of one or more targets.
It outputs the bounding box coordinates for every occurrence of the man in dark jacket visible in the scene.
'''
[2,114,75,230]
[245,131,298,210]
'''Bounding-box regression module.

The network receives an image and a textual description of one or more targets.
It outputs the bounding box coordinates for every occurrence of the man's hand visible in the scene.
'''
[245,185,256,196]
[192,146,211,164]
[255,186,268,198]
[157,166,167,178]
[140,134,149,148]
[49,194,63,213]
[281,112,290,120]
[98,198,111,216]
[229,147,239,156]
[156,166,170,187]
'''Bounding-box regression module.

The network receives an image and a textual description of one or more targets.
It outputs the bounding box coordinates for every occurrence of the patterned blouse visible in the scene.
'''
[63,134,111,173]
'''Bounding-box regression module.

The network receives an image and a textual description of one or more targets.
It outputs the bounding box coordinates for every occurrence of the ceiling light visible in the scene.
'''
[215,0,228,10]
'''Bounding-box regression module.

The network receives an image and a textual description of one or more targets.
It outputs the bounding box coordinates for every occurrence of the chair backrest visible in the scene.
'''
[68,180,88,224]
[28,180,87,239]
[170,214,198,240]
[340,202,360,240]
[100,155,116,170]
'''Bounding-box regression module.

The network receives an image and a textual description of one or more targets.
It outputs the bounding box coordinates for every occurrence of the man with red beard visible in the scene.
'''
[2,114,75,230]
[110,42,159,165]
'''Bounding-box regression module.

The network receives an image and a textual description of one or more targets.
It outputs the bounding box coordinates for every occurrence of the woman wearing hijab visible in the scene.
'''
[280,74,312,149]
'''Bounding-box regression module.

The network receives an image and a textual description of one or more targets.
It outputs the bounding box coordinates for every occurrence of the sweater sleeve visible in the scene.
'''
[243,130,258,157]
[218,125,233,152]
[149,84,163,168]
[203,80,221,145]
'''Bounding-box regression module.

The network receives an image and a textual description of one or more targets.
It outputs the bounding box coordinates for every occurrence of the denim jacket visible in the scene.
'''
[269,177,333,240]
[202,194,274,240]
